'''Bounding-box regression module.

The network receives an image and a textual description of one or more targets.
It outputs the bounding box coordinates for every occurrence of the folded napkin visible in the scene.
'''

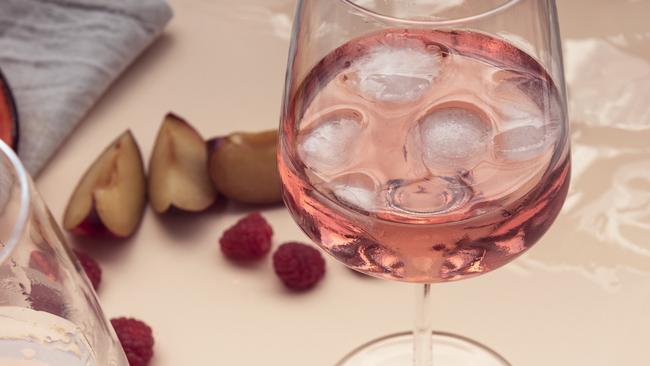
[0,0,173,175]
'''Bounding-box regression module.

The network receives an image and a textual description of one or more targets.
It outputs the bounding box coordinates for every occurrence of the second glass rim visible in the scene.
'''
[0,138,31,266]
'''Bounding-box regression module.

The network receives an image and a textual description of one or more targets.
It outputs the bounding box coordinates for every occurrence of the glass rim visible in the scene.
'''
[340,0,521,26]
[0,139,30,266]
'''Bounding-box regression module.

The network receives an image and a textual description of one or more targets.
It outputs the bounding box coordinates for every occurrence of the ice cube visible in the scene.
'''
[298,109,364,174]
[490,72,547,129]
[413,107,491,172]
[493,125,557,161]
[328,173,380,211]
[342,44,443,103]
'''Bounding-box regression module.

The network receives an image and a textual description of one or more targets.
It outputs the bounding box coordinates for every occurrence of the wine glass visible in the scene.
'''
[278,0,570,364]
[0,140,128,366]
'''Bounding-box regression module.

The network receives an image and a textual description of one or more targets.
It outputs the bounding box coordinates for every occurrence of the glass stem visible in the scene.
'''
[414,284,433,366]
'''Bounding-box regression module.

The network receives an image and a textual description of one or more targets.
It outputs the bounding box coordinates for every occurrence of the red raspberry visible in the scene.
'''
[29,250,60,282]
[111,317,154,366]
[74,250,102,290]
[273,242,326,291]
[28,283,66,317]
[220,212,273,260]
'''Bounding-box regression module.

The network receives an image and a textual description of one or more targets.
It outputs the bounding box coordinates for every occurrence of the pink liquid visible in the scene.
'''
[279,29,570,283]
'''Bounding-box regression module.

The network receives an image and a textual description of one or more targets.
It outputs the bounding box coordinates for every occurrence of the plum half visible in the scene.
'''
[148,113,217,213]
[208,129,282,205]
[0,68,19,149]
[63,131,147,238]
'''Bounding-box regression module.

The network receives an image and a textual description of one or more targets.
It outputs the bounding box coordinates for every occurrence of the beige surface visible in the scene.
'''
[36,0,650,365]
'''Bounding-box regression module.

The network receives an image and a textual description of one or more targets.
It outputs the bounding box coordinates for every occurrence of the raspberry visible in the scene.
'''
[74,250,102,290]
[220,212,273,260]
[29,250,60,282]
[28,283,66,317]
[111,317,154,366]
[273,242,326,291]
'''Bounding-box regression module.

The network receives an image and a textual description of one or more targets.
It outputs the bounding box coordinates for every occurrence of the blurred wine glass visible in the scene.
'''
[0,140,128,366]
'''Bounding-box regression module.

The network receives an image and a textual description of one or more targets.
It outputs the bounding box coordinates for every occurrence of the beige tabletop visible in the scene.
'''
[36,0,650,365]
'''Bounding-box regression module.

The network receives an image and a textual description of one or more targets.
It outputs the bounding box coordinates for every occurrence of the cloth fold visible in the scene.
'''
[0,0,173,175]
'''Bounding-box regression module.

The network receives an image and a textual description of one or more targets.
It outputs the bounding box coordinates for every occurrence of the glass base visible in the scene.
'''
[337,332,510,366]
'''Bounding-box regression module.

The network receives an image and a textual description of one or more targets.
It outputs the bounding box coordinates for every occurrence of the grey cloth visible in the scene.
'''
[0,0,173,175]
